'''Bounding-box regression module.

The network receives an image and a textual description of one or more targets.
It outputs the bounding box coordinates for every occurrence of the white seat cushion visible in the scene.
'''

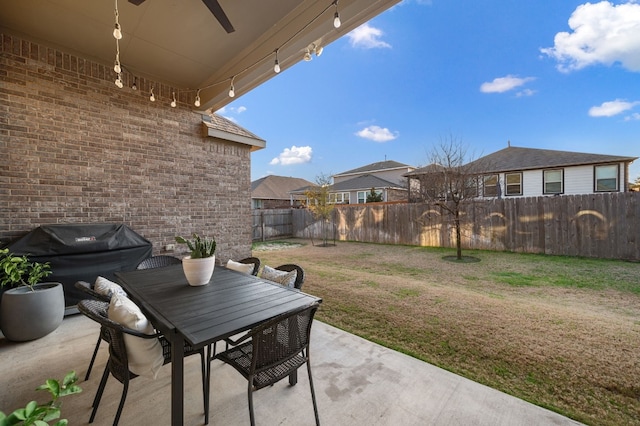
[107,294,164,379]
[260,265,297,288]
[94,276,128,298]
[226,259,255,275]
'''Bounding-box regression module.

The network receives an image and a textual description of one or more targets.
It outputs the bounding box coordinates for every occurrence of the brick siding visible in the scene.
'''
[0,33,253,262]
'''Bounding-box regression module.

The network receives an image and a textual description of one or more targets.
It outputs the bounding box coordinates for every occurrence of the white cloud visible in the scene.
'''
[625,112,640,121]
[541,1,640,72]
[480,75,536,93]
[214,105,247,121]
[355,125,398,142]
[347,23,391,49]
[516,89,537,97]
[589,99,640,117]
[269,145,313,165]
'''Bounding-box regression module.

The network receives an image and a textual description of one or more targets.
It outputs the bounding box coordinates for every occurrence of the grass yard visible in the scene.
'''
[253,239,640,426]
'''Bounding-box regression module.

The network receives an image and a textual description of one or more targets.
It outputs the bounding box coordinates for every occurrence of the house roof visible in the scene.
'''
[0,0,400,112]
[465,146,637,174]
[404,163,447,177]
[203,114,265,152]
[330,174,406,191]
[334,160,414,177]
[251,175,314,200]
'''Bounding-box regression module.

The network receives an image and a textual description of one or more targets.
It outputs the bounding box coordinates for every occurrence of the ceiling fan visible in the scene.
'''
[128,0,235,33]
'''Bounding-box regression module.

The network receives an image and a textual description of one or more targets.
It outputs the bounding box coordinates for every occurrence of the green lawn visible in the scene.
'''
[254,239,640,426]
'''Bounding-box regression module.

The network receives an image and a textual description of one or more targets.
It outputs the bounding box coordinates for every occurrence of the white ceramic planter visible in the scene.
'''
[0,282,65,342]
[182,255,215,286]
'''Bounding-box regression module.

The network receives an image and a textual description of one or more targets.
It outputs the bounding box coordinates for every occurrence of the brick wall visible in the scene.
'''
[0,33,253,262]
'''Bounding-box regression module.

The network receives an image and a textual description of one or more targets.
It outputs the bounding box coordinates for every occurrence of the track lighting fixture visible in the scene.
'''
[274,49,281,73]
[171,92,177,108]
[149,87,155,102]
[194,89,201,107]
[333,0,341,28]
[228,76,236,98]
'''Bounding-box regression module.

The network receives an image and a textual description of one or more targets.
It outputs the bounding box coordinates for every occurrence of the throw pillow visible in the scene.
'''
[94,276,128,298]
[107,294,164,379]
[260,265,297,288]
[226,259,255,275]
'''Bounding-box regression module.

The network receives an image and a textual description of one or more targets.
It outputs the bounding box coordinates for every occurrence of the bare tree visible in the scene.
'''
[417,136,482,260]
[304,173,335,247]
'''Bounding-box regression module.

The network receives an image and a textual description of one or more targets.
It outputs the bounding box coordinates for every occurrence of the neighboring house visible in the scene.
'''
[406,145,638,200]
[326,160,415,204]
[251,175,314,209]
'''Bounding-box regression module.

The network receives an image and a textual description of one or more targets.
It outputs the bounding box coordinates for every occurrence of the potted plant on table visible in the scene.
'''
[0,248,65,342]
[175,233,216,286]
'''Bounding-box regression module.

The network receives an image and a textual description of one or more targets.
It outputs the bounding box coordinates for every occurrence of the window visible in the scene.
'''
[252,199,263,209]
[329,192,350,204]
[483,174,499,197]
[357,191,366,204]
[595,164,619,192]
[505,172,522,196]
[543,169,563,194]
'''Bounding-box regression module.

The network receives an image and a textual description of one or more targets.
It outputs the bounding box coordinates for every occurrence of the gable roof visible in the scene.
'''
[404,163,447,177]
[334,160,413,177]
[251,175,314,200]
[466,146,637,174]
[203,114,266,152]
[330,174,406,192]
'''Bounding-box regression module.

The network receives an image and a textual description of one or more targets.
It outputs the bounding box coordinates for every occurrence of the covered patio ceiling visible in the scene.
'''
[0,0,400,112]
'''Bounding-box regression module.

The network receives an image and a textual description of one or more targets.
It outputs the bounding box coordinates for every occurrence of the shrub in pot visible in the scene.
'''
[175,233,216,286]
[0,248,65,342]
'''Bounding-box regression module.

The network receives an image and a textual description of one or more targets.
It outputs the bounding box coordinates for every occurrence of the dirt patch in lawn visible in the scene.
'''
[255,239,640,426]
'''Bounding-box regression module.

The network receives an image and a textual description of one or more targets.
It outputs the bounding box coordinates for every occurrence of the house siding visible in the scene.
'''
[0,34,253,262]
[487,162,629,198]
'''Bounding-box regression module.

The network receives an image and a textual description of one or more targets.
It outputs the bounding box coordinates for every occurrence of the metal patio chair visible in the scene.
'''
[77,299,209,426]
[214,302,321,426]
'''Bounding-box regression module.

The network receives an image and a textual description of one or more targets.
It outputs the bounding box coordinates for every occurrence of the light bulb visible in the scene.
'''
[171,92,177,108]
[274,59,280,73]
[115,75,123,88]
[194,92,201,107]
[333,12,341,28]
[113,23,122,40]
[131,78,137,91]
[114,61,121,74]
[315,46,324,57]
[150,88,155,102]
[229,85,235,98]
[303,50,312,62]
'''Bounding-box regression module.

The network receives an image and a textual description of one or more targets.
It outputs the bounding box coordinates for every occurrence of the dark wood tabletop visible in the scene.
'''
[115,264,321,425]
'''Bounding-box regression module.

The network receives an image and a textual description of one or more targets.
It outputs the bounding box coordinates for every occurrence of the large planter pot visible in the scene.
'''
[0,282,65,342]
[182,256,215,286]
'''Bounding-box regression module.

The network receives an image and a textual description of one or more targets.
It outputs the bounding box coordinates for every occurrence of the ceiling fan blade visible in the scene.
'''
[201,0,235,33]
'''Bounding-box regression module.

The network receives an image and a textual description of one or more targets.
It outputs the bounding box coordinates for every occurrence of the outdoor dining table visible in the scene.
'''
[115,263,322,426]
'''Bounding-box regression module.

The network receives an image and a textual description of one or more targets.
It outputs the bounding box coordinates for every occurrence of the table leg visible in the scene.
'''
[171,330,185,426]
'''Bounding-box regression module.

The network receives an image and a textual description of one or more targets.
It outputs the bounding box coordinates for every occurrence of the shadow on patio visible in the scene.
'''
[0,314,582,425]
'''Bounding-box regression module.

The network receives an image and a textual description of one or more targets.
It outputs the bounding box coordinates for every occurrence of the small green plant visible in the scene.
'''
[175,233,216,258]
[0,248,52,292]
[0,371,82,426]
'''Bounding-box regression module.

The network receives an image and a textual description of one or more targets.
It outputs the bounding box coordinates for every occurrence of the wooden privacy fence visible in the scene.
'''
[292,192,640,261]
[252,209,293,241]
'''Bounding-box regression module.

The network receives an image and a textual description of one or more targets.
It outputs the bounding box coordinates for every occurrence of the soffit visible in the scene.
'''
[0,0,400,111]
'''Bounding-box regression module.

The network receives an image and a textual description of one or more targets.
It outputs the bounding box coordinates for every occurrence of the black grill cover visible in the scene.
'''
[6,223,152,307]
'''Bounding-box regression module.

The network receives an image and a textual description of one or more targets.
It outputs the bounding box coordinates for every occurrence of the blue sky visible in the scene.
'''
[217,0,640,184]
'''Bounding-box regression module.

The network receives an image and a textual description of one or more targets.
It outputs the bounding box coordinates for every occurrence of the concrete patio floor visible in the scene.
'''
[0,314,584,426]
